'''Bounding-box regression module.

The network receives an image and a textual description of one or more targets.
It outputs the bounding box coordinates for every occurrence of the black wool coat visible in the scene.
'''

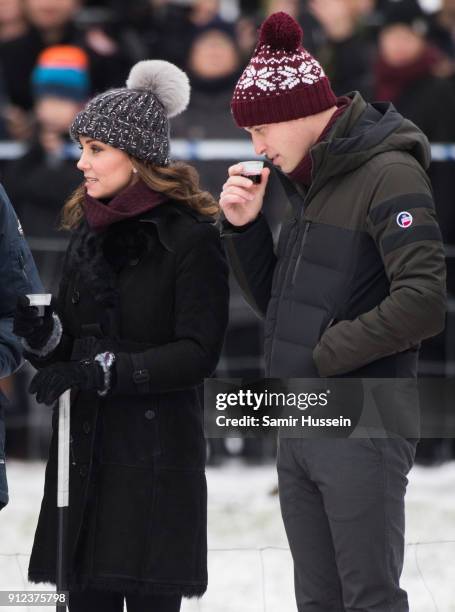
[27,201,229,597]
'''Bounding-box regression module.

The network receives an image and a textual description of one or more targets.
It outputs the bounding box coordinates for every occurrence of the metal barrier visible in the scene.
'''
[1,140,455,161]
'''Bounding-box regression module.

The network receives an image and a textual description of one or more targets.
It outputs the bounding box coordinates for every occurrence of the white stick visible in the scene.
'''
[57,390,70,508]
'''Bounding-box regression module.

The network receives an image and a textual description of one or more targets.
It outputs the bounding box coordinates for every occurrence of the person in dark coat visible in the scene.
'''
[221,12,446,612]
[0,182,43,510]
[13,59,229,611]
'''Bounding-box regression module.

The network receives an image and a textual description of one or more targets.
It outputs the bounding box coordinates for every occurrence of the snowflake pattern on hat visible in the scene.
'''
[239,66,277,92]
[234,48,327,101]
[236,49,326,95]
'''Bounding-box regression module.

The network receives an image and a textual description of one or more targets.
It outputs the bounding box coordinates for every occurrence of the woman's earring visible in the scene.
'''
[132,168,138,174]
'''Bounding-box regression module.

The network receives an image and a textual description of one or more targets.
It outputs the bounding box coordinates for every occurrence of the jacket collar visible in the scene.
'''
[138,201,214,252]
[309,91,367,186]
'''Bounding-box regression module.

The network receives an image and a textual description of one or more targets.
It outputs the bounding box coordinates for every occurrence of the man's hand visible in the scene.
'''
[219,163,270,227]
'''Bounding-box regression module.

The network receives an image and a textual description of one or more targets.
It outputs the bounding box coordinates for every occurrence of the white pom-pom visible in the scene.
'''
[126,60,190,118]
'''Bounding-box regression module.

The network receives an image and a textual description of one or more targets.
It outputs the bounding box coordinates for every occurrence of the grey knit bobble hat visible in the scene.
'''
[70,60,191,166]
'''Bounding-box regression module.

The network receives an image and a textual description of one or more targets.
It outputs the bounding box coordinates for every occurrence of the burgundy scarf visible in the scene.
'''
[83,179,167,232]
[374,44,444,105]
[288,96,351,187]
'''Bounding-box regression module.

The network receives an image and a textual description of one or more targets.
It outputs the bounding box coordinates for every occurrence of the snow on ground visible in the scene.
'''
[0,459,454,611]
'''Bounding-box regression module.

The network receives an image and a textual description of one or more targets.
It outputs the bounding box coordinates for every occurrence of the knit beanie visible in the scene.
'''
[231,12,337,127]
[70,60,190,166]
[32,45,90,102]
[382,0,428,34]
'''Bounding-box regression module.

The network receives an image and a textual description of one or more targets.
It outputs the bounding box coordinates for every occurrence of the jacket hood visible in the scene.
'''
[311,91,431,185]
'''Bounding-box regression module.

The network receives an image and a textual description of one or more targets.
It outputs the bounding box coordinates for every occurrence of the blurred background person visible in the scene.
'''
[0,0,26,42]
[427,0,455,59]
[171,23,248,195]
[304,0,377,98]
[374,0,455,464]
[0,0,132,140]
[265,0,300,18]
[2,45,88,296]
[0,0,29,139]
[190,0,223,26]
[236,0,304,61]
[132,0,230,69]
[375,1,455,141]
[1,45,89,458]
[375,0,455,258]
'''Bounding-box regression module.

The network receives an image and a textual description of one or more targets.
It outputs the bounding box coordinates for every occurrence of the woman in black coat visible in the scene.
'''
[13,60,229,612]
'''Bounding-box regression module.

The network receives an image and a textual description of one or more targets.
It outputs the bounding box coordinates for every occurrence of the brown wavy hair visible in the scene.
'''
[60,158,220,230]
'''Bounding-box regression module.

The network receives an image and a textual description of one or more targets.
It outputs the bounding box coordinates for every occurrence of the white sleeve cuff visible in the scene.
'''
[22,313,63,357]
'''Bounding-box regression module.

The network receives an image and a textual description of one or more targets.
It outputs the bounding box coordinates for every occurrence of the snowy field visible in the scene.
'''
[0,459,454,611]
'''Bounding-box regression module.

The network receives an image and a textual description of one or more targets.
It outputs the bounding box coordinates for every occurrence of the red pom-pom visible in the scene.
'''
[259,12,303,51]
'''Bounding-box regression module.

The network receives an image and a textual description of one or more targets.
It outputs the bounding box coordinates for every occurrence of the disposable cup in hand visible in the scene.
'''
[240,161,264,184]
[26,293,52,315]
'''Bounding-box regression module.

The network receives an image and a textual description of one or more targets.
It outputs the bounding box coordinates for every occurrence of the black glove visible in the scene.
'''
[13,296,55,350]
[29,359,105,406]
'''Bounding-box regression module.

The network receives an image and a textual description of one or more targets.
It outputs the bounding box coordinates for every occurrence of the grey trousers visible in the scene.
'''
[277,437,417,612]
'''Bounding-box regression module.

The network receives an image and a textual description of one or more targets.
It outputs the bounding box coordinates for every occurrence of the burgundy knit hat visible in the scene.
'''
[231,12,337,127]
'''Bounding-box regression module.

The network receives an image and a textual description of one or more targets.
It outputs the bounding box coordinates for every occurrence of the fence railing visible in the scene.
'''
[1,140,455,161]
[1,541,454,611]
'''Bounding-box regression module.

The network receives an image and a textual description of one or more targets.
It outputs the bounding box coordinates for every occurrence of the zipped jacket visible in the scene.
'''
[222,92,447,378]
[0,183,43,508]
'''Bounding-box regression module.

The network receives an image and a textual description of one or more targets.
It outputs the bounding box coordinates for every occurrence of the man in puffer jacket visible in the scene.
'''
[220,12,446,612]
[0,184,43,509]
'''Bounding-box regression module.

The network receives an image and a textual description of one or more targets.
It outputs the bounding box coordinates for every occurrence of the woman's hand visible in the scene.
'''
[29,359,106,405]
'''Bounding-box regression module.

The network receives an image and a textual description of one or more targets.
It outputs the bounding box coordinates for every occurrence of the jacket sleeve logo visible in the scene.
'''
[396,211,413,228]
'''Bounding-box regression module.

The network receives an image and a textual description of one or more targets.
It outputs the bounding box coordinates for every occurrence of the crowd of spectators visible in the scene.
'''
[0,0,454,464]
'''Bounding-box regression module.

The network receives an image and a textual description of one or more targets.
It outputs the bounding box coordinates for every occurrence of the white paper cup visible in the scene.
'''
[26,293,52,315]
[26,293,52,307]
[240,160,264,183]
